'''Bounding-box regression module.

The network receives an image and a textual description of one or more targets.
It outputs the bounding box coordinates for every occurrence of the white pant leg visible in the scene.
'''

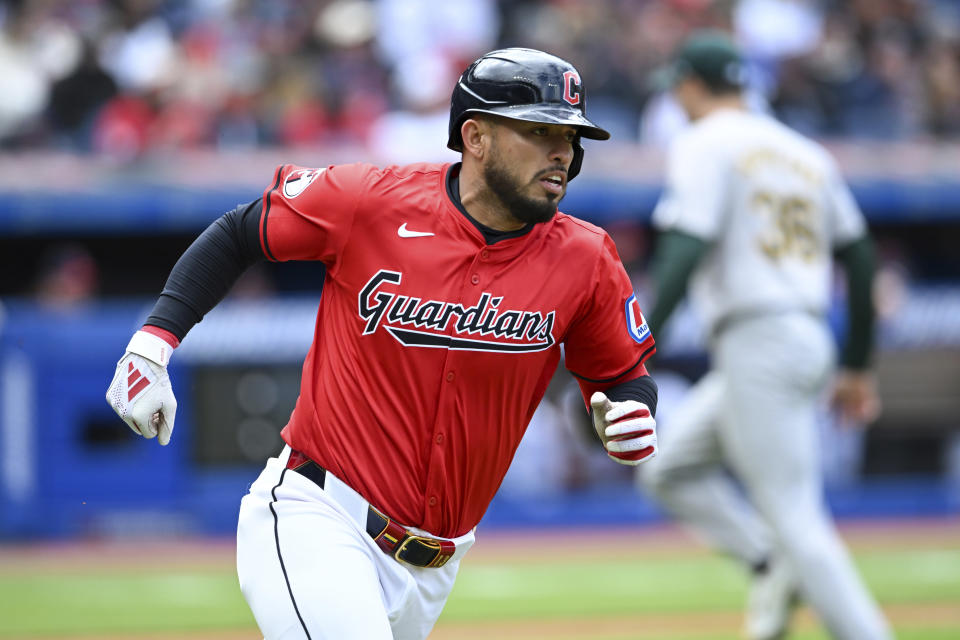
[237,454,393,640]
[237,449,475,640]
[388,531,471,640]
[638,370,772,566]
[717,314,891,640]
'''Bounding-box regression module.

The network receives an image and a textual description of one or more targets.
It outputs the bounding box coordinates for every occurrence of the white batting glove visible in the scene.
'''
[106,330,178,446]
[590,391,657,465]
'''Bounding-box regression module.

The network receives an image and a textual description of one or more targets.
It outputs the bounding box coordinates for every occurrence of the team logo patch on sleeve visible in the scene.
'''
[625,294,651,343]
[282,168,325,198]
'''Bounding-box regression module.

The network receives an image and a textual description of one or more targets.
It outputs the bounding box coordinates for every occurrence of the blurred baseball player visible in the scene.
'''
[106,48,659,639]
[637,32,892,640]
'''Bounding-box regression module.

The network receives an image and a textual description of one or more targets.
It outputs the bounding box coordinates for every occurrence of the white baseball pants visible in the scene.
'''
[237,446,474,640]
[639,312,891,639]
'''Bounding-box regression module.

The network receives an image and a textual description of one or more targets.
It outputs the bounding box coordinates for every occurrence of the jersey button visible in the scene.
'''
[429,496,438,507]
[480,249,489,260]
[446,371,455,382]
[436,433,444,444]
[471,274,480,285]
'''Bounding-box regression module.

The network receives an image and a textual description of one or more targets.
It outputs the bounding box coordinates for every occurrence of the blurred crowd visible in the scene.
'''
[1,0,959,160]
[5,0,959,502]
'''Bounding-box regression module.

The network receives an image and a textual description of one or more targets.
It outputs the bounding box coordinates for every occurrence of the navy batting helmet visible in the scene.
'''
[447,48,610,180]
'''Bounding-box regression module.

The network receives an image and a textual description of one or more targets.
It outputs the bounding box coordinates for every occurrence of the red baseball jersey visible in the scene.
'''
[261,162,655,537]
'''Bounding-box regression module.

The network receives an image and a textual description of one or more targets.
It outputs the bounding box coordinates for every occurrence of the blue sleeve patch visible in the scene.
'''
[625,294,651,344]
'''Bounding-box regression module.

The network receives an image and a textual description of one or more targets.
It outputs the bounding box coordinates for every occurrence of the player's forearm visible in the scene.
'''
[577,366,658,417]
[146,199,266,341]
[648,230,709,336]
[834,234,876,370]
[605,373,658,416]
[588,372,659,465]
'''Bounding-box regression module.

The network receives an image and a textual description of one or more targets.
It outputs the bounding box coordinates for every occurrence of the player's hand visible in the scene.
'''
[831,369,881,425]
[106,330,178,445]
[590,391,657,465]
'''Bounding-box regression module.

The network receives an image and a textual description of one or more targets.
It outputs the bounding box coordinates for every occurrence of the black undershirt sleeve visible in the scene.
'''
[648,229,710,338]
[605,375,658,417]
[834,234,876,370]
[145,199,266,340]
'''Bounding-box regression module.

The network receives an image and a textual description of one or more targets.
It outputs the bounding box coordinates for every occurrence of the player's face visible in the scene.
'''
[482,119,577,224]
[674,77,706,121]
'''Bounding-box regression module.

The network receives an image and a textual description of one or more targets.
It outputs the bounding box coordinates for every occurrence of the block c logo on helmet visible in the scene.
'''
[563,70,582,106]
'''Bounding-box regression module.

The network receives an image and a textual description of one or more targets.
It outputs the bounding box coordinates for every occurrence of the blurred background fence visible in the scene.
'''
[1,0,959,541]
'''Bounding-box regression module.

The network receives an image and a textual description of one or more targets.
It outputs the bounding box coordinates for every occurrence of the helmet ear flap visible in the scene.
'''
[447,90,468,151]
[568,139,584,181]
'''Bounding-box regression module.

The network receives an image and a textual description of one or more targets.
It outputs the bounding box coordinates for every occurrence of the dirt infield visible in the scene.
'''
[37,603,960,640]
[0,538,239,573]
[432,602,960,639]
[462,516,960,560]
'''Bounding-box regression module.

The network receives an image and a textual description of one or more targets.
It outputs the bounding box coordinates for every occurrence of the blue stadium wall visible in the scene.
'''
[2,164,959,540]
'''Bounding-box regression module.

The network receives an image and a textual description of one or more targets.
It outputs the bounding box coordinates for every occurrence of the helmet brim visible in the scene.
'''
[462,105,611,141]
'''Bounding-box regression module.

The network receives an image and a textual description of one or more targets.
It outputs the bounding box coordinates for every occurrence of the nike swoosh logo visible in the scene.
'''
[398,223,435,238]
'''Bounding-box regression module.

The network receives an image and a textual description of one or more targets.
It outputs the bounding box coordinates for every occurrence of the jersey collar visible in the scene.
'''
[439,163,554,262]
[444,163,537,245]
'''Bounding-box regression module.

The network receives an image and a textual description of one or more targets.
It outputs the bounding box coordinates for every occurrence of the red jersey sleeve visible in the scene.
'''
[260,163,373,269]
[564,233,656,402]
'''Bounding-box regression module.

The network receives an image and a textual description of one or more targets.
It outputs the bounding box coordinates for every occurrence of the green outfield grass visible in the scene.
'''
[1,570,254,637]
[1,523,958,639]
[437,542,960,639]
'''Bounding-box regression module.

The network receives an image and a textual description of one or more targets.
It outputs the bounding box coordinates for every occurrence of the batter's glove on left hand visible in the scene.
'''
[106,330,177,446]
[590,391,657,465]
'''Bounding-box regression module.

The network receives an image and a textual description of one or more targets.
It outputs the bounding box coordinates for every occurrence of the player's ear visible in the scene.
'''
[460,117,489,160]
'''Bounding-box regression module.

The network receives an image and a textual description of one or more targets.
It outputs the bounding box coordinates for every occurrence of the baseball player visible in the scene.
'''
[636,31,891,640]
[106,48,659,640]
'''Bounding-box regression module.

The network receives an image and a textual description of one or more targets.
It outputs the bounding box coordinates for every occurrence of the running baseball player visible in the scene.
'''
[637,31,891,640]
[106,48,659,640]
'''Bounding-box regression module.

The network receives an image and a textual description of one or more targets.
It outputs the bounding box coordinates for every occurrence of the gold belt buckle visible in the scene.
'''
[394,535,449,568]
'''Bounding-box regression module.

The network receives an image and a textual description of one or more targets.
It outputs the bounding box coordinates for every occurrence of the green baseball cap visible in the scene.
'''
[650,30,747,92]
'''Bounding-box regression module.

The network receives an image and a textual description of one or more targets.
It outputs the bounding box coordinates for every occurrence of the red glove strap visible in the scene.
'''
[610,447,655,462]
[142,325,181,349]
[616,407,650,420]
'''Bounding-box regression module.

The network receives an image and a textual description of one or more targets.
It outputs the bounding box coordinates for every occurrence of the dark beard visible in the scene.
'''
[483,156,561,225]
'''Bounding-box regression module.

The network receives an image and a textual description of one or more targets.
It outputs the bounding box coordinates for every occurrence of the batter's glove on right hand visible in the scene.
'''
[106,330,178,446]
[590,391,657,465]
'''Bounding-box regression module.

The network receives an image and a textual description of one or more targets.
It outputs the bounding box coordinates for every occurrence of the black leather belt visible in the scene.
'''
[286,449,455,568]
